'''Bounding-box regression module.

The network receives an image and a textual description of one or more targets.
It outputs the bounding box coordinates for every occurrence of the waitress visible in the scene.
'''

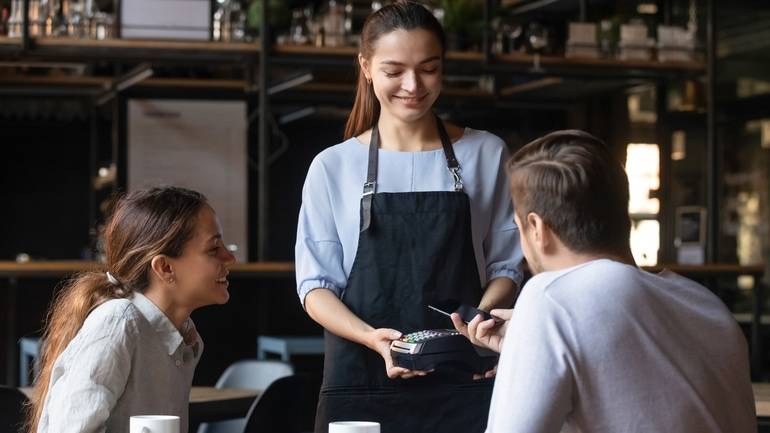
[295,2,523,432]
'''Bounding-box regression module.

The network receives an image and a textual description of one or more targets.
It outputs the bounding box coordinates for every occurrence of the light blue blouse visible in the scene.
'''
[38,292,202,433]
[295,128,524,307]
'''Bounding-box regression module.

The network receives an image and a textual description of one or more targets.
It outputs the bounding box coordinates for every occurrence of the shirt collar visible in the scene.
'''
[131,292,197,356]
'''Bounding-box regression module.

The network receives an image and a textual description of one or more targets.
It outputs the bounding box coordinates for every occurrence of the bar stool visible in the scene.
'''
[256,336,324,362]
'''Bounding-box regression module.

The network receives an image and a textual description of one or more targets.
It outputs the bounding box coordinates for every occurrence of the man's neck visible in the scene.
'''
[377,112,440,152]
[544,248,637,272]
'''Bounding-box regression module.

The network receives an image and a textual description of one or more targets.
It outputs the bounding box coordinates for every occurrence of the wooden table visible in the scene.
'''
[189,387,259,424]
[755,383,770,417]
[19,386,259,423]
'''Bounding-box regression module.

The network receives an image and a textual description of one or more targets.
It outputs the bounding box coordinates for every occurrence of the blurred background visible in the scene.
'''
[0,0,768,394]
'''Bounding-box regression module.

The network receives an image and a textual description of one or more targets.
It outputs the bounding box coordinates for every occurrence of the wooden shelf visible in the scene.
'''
[496,52,704,72]
[642,263,765,277]
[274,44,484,62]
[0,260,762,279]
[0,75,248,90]
[0,37,705,81]
[0,261,294,278]
[1,37,262,63]
[34,37,260,52]
[0,36,20,45]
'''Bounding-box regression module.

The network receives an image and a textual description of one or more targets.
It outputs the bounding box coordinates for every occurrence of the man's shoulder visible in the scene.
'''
[520,259,642,312]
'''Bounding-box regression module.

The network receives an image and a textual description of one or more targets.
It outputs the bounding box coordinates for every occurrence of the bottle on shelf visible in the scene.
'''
[322,0,345,47]
[1,6,9,35]
[8,0,47,37]
[213,0,228,41]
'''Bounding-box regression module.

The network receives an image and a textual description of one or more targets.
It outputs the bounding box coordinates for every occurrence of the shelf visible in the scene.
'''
[642,263,765,277]
[0,37,262,63]
[272,43,703,79]
[0,74,252,97]
[0,261,294,278]
[497,52,704,72]
[0,37,705,80]
[0,260,761,279]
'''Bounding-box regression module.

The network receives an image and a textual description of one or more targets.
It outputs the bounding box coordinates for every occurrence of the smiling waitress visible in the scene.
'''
[294,2,523,432]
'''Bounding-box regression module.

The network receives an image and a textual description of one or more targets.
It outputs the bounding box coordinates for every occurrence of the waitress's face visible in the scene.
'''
[360,28,443,123]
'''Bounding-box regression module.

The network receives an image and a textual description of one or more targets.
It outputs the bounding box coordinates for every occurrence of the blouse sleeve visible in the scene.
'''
[482,143,525,288]
[295,155,347,308]
[43,314,134,433]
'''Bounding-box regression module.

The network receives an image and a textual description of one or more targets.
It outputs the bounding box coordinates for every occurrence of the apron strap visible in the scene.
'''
[361,125,379,233]
[435,115,463,192]
[360,114,464,233]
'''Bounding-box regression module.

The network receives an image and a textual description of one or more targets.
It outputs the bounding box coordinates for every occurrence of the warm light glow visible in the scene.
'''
[626,143,660,214]
[626,143,660,266]
[671,130,686,160]
[630,219,660,266]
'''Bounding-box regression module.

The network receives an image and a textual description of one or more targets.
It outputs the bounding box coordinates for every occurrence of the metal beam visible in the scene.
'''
[257,0,270,260]
[706,0,718,264]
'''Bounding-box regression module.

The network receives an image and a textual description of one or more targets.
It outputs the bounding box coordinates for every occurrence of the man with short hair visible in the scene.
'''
[453,130,756,433]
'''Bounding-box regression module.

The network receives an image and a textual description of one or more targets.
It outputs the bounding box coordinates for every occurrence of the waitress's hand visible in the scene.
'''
[366,328,431,379]
[451,308,512,353]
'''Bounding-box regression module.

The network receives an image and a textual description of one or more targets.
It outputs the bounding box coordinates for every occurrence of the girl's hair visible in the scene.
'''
[344,0,446,139]
[26,186,207,433]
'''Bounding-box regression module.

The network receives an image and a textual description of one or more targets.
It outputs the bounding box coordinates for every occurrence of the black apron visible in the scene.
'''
[316,116,494,433]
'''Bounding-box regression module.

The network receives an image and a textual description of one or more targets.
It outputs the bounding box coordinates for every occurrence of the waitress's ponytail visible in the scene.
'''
[344,69,380,140]
[343,1,445,140]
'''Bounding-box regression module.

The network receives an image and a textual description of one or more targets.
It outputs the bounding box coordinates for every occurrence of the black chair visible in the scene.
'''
[0,386,29,433]
[242,374,320,433]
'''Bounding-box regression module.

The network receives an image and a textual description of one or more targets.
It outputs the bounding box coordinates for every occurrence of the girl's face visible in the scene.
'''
[361,28,443,124]
[169,205,236,309]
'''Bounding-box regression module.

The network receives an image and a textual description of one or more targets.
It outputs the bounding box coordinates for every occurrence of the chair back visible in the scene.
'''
[217,360,294,391]
[0,386,29,433]
[198,360,294,433]
[243,374,320,433]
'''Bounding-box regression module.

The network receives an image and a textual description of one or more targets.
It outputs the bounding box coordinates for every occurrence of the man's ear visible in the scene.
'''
[527,212,552,252]
[150,255,175,285]
[358,54,371,82]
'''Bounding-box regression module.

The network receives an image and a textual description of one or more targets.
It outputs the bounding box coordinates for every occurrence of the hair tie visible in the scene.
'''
[106,271,121,286]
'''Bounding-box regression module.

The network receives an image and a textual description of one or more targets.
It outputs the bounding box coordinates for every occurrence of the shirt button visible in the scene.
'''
[175,360,181,367]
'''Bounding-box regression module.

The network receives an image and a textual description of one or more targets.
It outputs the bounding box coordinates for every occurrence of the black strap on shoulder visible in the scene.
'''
[360,125,379,232]
[436,114,463,191]
[360,114,463,232]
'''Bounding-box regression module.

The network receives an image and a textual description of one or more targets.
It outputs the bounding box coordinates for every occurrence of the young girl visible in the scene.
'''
[295,1,523,432]
[27,186,235,433]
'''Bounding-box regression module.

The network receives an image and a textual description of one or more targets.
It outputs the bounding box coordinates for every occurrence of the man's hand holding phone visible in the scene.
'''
[451,308,512,354]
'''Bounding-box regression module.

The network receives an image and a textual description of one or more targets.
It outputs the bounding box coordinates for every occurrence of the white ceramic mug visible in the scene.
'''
[129,415,180,433]
[329,421,381,433]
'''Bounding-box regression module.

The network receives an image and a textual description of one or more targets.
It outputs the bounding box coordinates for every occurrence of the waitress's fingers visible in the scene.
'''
[399,369,429,379]
[450,313,468,337]
[386,366,411,379]
[374,328,403,341]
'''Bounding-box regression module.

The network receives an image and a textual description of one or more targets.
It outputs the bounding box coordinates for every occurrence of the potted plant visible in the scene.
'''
[440,0,483,51]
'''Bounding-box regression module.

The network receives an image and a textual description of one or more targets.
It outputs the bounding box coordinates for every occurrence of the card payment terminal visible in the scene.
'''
[390,329,497,373]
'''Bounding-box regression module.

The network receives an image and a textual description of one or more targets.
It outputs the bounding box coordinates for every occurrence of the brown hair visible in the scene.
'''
[344,0,446,139]
[507,130,631,256]
[26,186,207,433]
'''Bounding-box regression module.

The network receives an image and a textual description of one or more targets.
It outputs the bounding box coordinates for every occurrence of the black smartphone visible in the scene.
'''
[428,303,503,325]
